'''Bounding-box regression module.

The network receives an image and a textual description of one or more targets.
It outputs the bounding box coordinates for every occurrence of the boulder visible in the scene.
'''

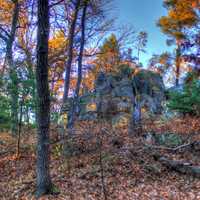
[95,72,113,95]
[79,93,97,120]
[112,78,134,98]
[114,97,132,113]
[134,70,165,114]
[112,113,131,129]
[79,111,97,121]
[76,68,165,128]
[96,94,114,118]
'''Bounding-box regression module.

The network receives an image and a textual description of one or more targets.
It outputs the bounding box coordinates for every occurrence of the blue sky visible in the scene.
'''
[113,0,173,65]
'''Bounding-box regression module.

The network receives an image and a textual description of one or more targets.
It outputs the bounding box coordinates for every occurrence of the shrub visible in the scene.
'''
[167,80,200,116]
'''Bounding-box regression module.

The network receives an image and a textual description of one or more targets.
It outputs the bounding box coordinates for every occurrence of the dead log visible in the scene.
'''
[154,155,200,178]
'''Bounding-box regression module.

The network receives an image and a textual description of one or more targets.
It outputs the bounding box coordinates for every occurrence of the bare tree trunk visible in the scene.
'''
[5,0,19,136]
[16,98,23,157]
[26,106,29,124]
[35,0,53,197]
[68,2,88,128]
[175,44,181,87]
[130,76,142,135]
[63,0,81,103]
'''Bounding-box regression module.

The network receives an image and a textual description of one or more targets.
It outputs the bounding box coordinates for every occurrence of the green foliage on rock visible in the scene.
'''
[154,133,183,148]
[117,64,134,78]
[167,80,200,116]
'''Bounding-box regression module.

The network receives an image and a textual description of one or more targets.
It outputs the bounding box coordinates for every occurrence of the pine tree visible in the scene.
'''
[157,0,198,86]
[94,34,121,75]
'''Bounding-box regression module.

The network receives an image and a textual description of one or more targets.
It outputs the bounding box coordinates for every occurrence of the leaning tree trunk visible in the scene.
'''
[63,0,81,103]
[35,0,53,197]
[68,2,88,129]
[5,0,19,136]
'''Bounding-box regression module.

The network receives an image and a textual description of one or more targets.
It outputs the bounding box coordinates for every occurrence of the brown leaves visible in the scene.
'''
[1,118,200,199]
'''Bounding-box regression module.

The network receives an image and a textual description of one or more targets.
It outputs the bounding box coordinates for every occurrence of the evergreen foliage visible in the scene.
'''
[168,79,200,116]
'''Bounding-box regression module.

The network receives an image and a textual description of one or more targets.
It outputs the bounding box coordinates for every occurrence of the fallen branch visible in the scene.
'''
[154,154,200,178]
[145,141,200,153]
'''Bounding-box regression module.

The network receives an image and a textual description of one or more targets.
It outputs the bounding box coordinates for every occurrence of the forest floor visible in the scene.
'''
[1,117,200,200]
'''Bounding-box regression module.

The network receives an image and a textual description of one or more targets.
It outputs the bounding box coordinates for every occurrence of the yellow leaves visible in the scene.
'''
[53,79,64,93]
[82,71,95,91]
[0,0,13,24]
[48,31,68,95]
[159,0,199,38]
[0,0,12,9]
[168,6,197,26]
[49,31,67,50]
[86,102,97,112]
[0,0,28,27]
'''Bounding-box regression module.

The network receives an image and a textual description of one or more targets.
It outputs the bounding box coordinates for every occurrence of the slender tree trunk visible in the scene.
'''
[28,65,37,123]
[26,49,37,115]
[9,69,19,135]
[68,2,88,128]
[175,44,181,86]
[63,0,81,103]
[131,76,142,135]
[35,0,53,197]
[5,0,19,136]
[26,107,29,124]
[16,98,23,157]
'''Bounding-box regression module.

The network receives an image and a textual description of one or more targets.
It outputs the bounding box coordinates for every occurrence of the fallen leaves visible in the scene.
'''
[0,118,200,200]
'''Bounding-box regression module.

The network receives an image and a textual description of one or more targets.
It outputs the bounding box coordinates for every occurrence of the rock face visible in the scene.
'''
[78,67,165,128]
[134,69,165,114]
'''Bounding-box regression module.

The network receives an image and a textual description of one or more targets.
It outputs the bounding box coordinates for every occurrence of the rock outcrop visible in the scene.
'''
[78,66,165,129]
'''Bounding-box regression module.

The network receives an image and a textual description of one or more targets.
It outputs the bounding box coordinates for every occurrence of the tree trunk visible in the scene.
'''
[16,98,23,157]
[5,0,19,136]
[131,76,142,134]
[26,48,37,119]
[35,0,53,197]
[10,69,19,135]
[68,2,88,128]
[175,44,181,86]
[63,0,81,103]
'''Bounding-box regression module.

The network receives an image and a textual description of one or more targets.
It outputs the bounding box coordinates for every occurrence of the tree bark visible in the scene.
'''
[175,43,181,86]
[35,0,53,197]
[68,2,88,128]
[63,0,81,103]
[16,98,23,157]
[130,76,142,134]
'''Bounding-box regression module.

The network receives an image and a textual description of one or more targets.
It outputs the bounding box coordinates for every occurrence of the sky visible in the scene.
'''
[113,0,173,66]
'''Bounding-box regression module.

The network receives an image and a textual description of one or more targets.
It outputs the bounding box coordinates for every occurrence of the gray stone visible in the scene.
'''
[112,113,131,129]
[77,69,165,127]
